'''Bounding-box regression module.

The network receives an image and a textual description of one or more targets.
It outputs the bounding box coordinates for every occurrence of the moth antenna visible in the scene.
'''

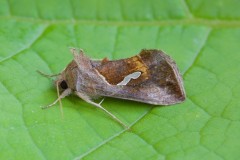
[37,70,60,78]
[75,92,129,129]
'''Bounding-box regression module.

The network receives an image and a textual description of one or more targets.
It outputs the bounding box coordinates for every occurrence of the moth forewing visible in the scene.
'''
[94,49,186,105]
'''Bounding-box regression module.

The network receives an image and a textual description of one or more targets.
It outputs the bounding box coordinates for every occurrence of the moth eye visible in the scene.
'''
[60,80,68,89]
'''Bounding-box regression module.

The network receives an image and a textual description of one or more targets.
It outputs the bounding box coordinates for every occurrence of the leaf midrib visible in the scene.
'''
[1,16,240,28]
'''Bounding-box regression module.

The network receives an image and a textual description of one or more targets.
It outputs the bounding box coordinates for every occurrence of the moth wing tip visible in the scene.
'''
[68,47,84,53]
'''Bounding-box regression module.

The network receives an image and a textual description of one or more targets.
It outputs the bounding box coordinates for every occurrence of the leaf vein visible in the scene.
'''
[183,28,212,75]
[74,107,153,159]
[1,16,240,28]
[181,0,194,18]
[0,25,49,64]
[0,82,47,160]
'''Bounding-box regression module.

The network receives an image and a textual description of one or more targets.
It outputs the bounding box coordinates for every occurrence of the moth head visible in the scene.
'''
[57,79,69,92]
[54,64,78,93]
[54,75,70,93]
[54,75,72,105]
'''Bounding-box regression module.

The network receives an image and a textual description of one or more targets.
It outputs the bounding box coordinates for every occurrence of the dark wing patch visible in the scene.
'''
[93,55,149,86]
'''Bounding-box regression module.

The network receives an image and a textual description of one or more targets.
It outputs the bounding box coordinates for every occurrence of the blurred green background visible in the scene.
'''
[0,0,240,160]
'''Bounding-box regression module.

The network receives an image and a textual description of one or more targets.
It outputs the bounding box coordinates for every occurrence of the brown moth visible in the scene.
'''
[39,48,186,128]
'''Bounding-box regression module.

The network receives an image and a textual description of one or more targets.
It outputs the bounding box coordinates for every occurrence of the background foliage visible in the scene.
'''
[0,0,240,159]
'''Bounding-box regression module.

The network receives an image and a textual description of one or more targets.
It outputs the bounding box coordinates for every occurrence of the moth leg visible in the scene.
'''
[37,70,61,78]
[75,92,129,129]
[42,89,72,109]
[99,98,105,105]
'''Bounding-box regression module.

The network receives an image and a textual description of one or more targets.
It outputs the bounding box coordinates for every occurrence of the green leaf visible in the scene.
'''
[0,0,240,160]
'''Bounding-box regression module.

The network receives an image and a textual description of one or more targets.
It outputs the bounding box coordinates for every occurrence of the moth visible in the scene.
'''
[39,48,186,128]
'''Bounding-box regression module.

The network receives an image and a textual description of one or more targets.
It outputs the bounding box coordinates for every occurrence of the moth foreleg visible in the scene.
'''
[75,91,129,129]
[42,89,72,109]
